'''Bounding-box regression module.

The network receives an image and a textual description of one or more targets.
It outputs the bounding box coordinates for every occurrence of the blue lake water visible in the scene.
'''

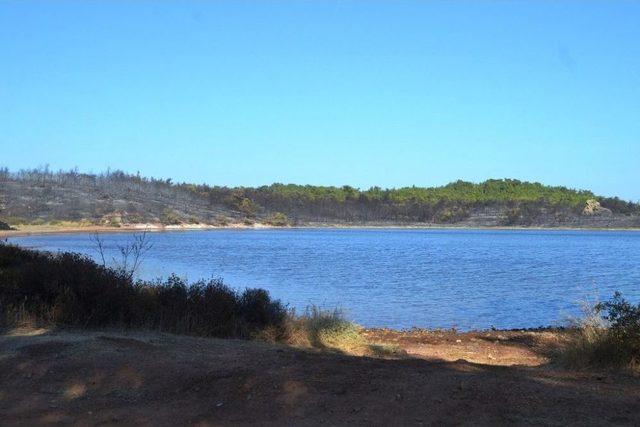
[8,229,640,331]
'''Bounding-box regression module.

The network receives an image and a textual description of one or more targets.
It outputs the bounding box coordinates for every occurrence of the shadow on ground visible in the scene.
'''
[1,328,638,426]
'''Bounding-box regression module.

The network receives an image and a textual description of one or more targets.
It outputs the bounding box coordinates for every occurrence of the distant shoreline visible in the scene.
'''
[2,222,640,238]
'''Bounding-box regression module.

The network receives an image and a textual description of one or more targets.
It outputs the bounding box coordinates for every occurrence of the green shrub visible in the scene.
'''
[160,208,182,225]
[0,243,288,339]
[215,215,230,226]
[265,212,289,226]
[1,216,28,226]
[596,293,640,365]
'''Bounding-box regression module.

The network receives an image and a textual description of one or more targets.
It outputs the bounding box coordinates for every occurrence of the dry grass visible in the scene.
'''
[561,301,640,370]
[299,306,364,351]
[259,306,401,357]
[561,327,639,370]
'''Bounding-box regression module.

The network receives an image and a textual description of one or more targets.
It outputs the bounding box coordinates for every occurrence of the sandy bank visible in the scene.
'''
[0,222,275,238]
[2,221,639,239]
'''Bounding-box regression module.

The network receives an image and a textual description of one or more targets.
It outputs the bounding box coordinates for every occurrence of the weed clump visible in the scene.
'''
[265,212,289,227]
[300,306,362,349]
[562,292,640,369]
[268,306,383,355]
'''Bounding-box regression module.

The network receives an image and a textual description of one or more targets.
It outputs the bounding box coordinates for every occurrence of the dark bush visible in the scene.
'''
[0,243,288,339]
[498,202,543,226]
[265,212,289,226]
[0,221,11,230]
[598,197,640,215]
[595,292,640,364]
[239,288,288,330]
[160,208,182,225]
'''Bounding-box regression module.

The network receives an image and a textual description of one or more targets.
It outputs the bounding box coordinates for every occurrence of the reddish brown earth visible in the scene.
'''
[1,327,639,426]
[363,328,563,366]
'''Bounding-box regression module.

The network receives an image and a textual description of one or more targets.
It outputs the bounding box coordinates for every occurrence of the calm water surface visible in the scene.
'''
[9,229,640,330]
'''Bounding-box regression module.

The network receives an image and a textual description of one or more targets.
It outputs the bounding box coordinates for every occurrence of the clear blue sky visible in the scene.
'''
[1,1,639,200]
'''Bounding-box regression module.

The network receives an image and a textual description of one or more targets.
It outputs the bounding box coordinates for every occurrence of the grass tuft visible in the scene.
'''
[300,306,363,351]
[274,306,402,356]
[561,294,640,370]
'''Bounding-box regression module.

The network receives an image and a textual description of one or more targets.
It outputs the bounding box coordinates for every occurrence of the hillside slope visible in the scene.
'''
[1,168,638,228]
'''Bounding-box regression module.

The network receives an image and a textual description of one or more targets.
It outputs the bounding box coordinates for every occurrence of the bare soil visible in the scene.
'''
[1,327,639,426]
[363,328,564,366]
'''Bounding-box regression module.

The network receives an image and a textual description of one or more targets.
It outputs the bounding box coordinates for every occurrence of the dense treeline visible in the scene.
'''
[243,180,599,223]
[0,166,638,226]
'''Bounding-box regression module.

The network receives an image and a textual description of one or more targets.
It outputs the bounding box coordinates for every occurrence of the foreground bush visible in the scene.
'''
[269,305,403,356]
[299,306,363,350]
[563,292,640,369]
[0,243,288,339]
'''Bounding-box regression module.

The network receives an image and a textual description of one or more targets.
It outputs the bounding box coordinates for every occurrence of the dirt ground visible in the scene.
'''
[1,327,639,426]
[362,328,563,366]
